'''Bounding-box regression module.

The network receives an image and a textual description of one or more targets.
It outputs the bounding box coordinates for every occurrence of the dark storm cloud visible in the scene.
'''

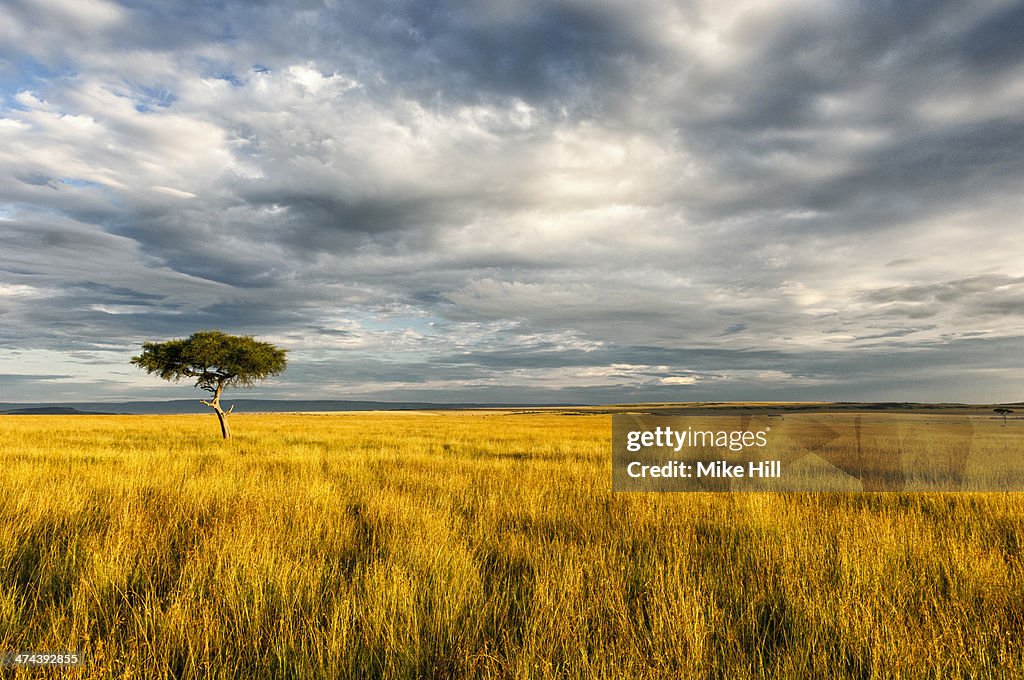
[381,2,657,104]
[15,172,58,188]
[801,118,1024,219]
[234,191,458,258]
[863,275,1024,305]
[75,282,167,303]
[666,2,1024,233]
[681,0,966,132]
[3,0,1024,402]
[0,374,71,383]
[859,275,1024,324]
[960,2,1024,69]
[37,0,657,108]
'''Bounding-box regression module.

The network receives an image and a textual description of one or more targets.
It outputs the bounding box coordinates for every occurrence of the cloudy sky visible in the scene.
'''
[2,0,1024,404]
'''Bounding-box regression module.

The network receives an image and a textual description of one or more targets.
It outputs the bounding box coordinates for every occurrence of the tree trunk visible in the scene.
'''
[201,382,232,439]
[215,406,231,439]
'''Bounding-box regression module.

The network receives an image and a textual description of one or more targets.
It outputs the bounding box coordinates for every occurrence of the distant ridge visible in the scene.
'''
[0,399,570,415]
[1,406,118,416]
[1,400,1018,416]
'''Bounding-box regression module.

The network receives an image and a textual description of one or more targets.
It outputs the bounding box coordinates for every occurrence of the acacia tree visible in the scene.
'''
[994,407,1013,425]
[131,330,287,439]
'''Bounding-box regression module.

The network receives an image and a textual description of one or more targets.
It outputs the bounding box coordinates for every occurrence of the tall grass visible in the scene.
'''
[0,412,1022,678]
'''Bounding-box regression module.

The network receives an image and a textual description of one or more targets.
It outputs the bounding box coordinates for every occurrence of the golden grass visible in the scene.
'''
[0,412,1022,678]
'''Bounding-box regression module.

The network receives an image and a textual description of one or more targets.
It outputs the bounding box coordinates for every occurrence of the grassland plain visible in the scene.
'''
[0,411,1022,679]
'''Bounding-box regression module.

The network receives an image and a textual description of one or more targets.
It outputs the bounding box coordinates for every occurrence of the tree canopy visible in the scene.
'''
[131,330,287,439]
[131,330,287,390]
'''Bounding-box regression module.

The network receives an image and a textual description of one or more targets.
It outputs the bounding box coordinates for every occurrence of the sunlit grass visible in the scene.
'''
[1,412,1022,678]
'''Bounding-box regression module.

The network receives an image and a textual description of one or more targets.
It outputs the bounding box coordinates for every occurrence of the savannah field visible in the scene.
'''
[1,410,1023,678]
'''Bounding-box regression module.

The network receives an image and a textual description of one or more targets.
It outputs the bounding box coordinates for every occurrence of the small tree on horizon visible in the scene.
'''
[131,330,287,439]
[994,407,1013,425]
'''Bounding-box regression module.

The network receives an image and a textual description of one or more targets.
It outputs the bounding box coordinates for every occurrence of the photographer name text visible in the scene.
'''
[626,460,782,479]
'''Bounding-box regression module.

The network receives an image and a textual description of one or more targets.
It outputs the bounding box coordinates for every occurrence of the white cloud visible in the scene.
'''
[661,376,699,385]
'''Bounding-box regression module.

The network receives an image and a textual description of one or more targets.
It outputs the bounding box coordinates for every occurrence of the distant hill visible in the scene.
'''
[563,401,1013,416]
[1,406,118,415]
[0,399,566,415]
[0,400,1018,416]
